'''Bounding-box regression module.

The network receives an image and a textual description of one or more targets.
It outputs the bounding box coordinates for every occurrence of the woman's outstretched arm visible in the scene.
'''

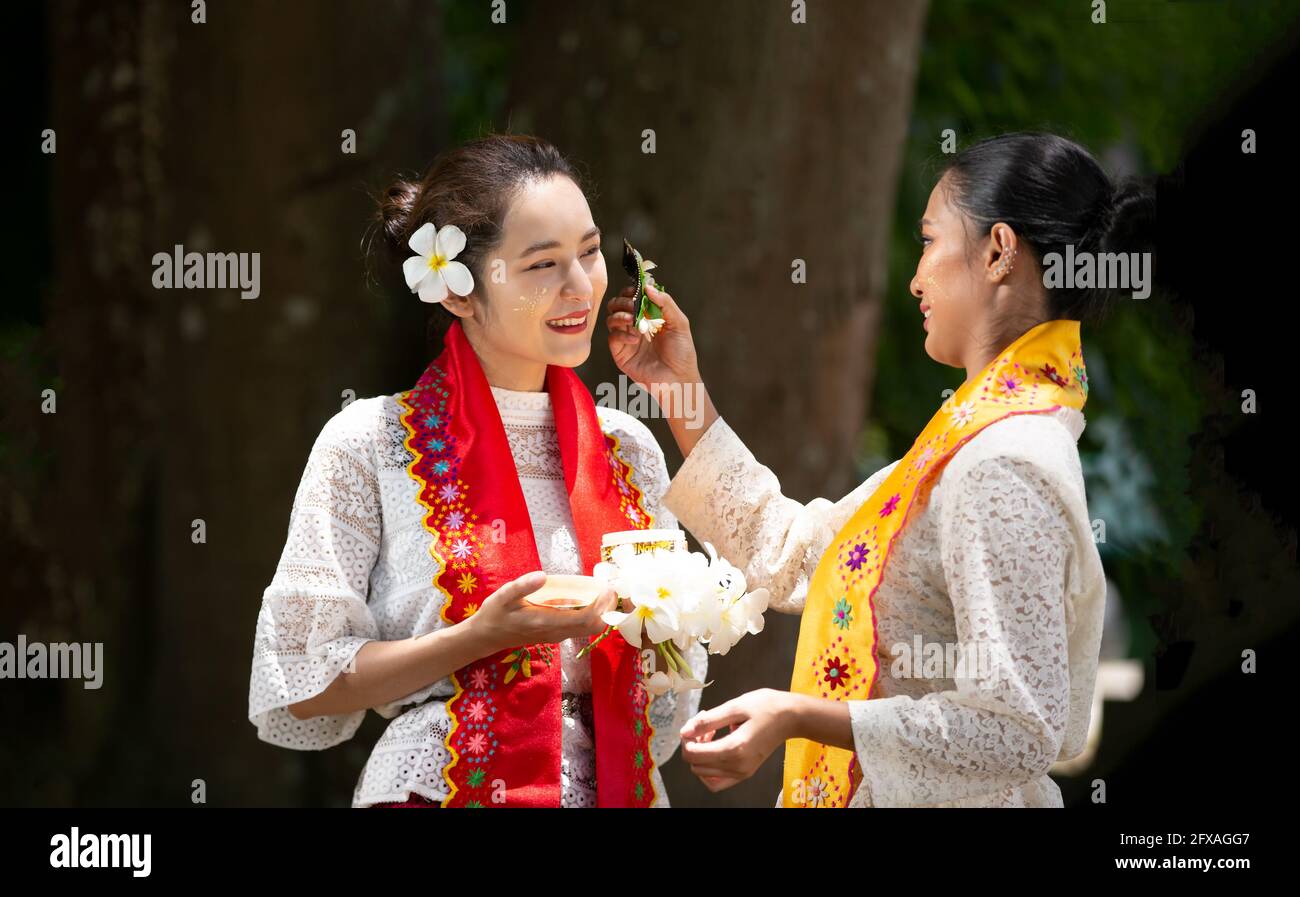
[285,572,601,720]
[607,282,895,613]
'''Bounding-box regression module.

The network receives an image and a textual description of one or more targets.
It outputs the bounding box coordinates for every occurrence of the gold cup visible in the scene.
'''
[525,574,604,610]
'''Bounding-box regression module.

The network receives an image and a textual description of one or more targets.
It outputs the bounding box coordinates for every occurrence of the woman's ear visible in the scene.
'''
[441,291,476,320]
[986,222,1019,282]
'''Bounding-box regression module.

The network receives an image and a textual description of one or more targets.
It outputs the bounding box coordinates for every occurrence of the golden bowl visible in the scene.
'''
[525,574,605,610]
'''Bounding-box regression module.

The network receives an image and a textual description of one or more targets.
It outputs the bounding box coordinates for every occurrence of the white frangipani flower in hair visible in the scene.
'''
[403,222,474,304]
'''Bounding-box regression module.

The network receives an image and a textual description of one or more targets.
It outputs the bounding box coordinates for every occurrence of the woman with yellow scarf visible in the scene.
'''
[605,133,1154,807]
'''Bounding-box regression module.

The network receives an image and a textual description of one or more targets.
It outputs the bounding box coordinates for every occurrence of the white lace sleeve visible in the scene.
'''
[847,453,1075,806]
[662,417,899,615]
[248,402,383,750]
[601,408,705,767]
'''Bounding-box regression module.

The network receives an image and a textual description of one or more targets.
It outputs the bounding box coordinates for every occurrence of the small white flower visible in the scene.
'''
[600,569,680,647]
[646,666,707,695]
[806,776,828,807]
[707,589,769,656]
[946,399,976,428]
[402,222,474,304]
[645,670,675,697]
[638,315,666,338]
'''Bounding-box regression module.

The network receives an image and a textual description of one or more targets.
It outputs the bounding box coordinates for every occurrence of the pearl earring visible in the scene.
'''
[995,247,1017,277]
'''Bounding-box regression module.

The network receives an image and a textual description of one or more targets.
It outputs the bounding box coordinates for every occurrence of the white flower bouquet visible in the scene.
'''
[577,531,770,695]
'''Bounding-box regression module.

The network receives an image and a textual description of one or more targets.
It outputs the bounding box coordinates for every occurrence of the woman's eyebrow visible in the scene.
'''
[517,227,601,259]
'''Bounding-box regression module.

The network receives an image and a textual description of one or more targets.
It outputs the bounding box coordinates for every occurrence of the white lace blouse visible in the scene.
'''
[248,385,705,807]
[661,408,1105,808]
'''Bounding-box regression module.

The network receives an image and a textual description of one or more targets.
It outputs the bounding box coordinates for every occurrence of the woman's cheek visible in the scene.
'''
[512,281,552,316]
[589,257,608,305]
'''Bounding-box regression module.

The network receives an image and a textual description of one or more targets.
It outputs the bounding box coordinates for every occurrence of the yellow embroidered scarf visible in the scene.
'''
[783,318,1088,807]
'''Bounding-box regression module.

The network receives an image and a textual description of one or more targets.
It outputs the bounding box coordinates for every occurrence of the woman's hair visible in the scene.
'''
[368,134,582,351]
[941,132,1156,331]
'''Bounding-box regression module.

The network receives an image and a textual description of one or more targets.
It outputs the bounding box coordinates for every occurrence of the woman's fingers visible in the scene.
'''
[687,764,734,778]
[681,732,740,763]
[605,295,640,346]
[696,772,742,791]
[595,587,618,611]
[644,282,687,328]
[492,570,547,607]
[680,701,747,740]
[582,589,618,633]
[606,309,637,334]
[607,294,638,317]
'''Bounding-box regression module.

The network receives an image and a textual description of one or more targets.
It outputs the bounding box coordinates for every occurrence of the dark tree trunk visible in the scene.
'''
[507,0,928,806]
[23,0,444,806]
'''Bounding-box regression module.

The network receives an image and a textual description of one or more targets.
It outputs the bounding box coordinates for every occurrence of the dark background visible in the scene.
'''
[3,0,1298,809]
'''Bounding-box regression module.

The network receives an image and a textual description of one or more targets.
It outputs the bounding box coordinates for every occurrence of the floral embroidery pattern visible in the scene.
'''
[910,445,935,471]
[831,597,854,630]
[805,776,827,808]
[946,400,976,428]
[996,372,1024,396]
[879,494,901,517]
[845,542,869,571]
[808,635,863,699]
[397,363,501,806]
[1041,364,1070,388]
[823,656,850,691]
[448,664,501,771]
[501,644,556,684]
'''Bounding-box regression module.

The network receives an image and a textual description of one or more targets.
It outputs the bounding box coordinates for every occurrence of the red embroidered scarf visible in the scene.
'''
[396,319,658,807]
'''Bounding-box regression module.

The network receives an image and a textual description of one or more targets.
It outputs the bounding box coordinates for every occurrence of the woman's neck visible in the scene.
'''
[962,294,1050,385]
[464,330,547,392]
[961,345,1000,386]
[480,357,547,392]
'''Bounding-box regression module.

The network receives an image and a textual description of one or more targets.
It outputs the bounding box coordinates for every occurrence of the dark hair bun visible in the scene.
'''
[377,178,420,255]
[944,132,1158,323]
[1096,176,1156,258]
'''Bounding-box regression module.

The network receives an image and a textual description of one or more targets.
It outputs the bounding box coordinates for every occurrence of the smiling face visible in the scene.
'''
[446,174,607,389]
[910,172,1039,376]
[910,174,992,370]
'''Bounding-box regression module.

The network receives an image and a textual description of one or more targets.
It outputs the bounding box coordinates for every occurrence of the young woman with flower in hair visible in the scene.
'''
[248,135,705,808]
